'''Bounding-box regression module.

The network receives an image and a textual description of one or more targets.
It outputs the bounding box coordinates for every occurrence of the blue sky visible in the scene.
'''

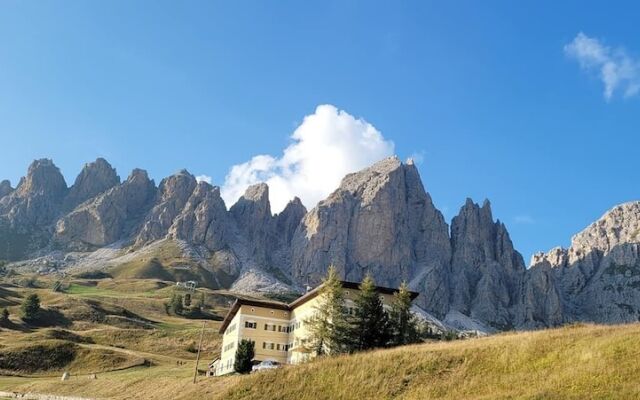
[1,1,639,263]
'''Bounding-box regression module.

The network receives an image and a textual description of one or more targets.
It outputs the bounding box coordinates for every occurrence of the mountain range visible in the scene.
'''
[1,156,639,330]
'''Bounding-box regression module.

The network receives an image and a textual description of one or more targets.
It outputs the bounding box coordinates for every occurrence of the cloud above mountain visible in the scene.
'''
[565,32,640,100]
[221,104,395,213]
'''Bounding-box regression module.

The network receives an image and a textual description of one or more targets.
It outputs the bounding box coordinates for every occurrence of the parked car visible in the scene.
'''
[252,360,280,372]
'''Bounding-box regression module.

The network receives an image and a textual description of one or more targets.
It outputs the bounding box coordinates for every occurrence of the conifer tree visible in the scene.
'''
[350,274,390,351]
[388,281,420,346]
[304,266,350,356]
[234,339,255,374]
[21,293,41,321]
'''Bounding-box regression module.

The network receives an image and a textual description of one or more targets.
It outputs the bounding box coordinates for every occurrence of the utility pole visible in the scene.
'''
[193,321,206,384]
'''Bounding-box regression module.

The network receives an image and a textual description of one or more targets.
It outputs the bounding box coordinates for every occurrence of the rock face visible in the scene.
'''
[523,202,640,328]
[168,181,233,252]
[0,159,67,228]
[0,180,13,199]
[230,183,275,265]
[64,158,120,210]
[3,156,640,330]
[449,199,525,328]
[291,157,452,316]
[136,170,197,246]
[55,169,156,249]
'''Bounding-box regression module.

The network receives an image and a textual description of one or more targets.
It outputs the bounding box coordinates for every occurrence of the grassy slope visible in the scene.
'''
[2,273,640,399]
[219,323,640,400]
[2,323,640,399]
[0,274,226,398]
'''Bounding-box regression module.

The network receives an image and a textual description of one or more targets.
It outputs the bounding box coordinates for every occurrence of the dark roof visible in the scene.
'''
[218,281,420,334]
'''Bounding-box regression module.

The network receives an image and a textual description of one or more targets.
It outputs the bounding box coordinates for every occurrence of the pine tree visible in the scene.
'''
[21,293,41,321]
[388,281,420,346]
[234,339,255,374]
[304,266,351,356]
[350,274,390,351]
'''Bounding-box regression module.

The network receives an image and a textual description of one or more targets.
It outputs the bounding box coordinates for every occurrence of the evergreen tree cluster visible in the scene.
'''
[166,291,206,317]
[305,266,423,356]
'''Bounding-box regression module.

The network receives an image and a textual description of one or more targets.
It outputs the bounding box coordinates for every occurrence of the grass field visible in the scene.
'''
[2,273,640,399]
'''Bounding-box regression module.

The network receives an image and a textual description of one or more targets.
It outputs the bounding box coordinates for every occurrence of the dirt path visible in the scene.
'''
[0,391,94,400]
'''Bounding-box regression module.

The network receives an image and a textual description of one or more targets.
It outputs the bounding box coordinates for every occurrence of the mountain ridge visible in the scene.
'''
[1,156,639,330]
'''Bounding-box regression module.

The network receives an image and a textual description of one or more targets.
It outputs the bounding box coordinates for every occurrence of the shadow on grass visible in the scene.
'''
[25,308,72,329]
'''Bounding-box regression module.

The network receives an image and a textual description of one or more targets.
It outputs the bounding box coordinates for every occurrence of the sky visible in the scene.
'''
[1,1,639,264]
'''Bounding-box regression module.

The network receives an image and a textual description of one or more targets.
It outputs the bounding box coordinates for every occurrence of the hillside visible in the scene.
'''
[2,323,639,399]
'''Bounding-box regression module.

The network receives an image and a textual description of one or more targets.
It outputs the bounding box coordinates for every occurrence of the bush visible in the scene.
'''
[1,308,9,323]
[185,342,198,353]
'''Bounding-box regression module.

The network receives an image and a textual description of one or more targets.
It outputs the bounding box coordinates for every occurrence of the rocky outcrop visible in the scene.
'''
[291,157,452,316]
[0,159,67,228]
[274,197,307,247]
[449,199,526,329]
[63,158,120,210]
[524,201,640,327]
[0,180,13,199]
[55,169,156,249]
[168,182,232,252]
[136,170,197,246]
[230,183,275,264]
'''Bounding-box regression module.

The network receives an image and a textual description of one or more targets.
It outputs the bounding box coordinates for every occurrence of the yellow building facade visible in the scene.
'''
[212,281,418,376]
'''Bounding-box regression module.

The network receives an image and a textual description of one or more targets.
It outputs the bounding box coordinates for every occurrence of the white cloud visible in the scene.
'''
[565,32,640,100]
[514,215,536,225]
[195,175,212,184]
[408,151,425,165]
[221,104,395,213]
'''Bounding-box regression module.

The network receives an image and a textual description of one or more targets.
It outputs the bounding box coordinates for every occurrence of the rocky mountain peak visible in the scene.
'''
[135,170,197,246]
[230,183,272,221]
[275,197,307,246]
[570,201,640,253]
[332,156,403,206]
[450,198,525,328]
[17,158,67,199]
[64,158,120,210]
[158,170,197,200]
[0,180,13,199]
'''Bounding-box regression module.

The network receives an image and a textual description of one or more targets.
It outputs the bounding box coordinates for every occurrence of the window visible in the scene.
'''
[226,323,237,334]
[224,342,235,352]
[245,321,257,329]
[263,342,276,350]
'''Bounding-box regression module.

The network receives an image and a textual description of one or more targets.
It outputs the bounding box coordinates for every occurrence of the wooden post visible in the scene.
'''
[193,321,206,383]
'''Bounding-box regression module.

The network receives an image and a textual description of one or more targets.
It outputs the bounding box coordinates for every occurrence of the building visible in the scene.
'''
[212,281,419,376]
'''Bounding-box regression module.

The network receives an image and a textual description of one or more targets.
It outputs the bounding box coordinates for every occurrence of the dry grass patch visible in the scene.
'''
[218,323,640,400]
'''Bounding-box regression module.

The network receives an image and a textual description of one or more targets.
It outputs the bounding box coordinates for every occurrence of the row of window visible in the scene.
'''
[226,323,237,334]
[262,341,293,352]
[223,342,235,352]
[243,320,303,332]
